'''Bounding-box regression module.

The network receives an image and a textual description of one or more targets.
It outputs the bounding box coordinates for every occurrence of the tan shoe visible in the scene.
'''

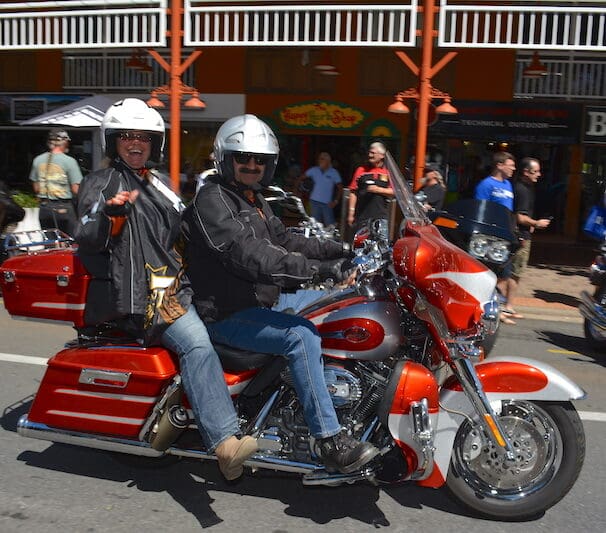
[215,435,258,481]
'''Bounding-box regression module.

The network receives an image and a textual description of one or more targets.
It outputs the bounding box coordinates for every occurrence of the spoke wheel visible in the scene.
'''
[446,401,585,521]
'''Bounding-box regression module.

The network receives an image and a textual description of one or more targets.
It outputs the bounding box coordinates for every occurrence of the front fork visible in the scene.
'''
[452,357,516,461]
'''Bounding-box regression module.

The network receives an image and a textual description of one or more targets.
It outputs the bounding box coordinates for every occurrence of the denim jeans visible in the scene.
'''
[206,289,340,439]
[161,306,239,451]
[310,200,336,226]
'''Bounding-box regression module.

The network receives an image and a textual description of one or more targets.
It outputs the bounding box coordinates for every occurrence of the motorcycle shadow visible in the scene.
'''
[15,443,477,526]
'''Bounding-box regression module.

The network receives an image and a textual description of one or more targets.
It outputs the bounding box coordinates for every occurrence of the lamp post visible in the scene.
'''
[145,0,204,193]
[387,0,458,191]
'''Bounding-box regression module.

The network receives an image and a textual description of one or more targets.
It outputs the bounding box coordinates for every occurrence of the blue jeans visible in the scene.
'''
[161,306,239,451]
[310,200,336,226]
[206,289,340,439]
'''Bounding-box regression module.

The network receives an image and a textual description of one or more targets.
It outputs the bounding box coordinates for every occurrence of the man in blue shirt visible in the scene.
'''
[298,152,342,226]
[474,151,516,210]
[474,151,517,324]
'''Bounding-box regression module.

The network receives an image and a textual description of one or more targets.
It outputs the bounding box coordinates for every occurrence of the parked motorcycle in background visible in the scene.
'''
[579,238,606,350]
[264,184,340,241]
[0,153,586,521]
[424,198,519,354]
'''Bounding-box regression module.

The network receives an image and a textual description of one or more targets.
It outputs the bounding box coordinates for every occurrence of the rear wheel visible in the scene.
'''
[584,318,606,351]
[446,400,585,521]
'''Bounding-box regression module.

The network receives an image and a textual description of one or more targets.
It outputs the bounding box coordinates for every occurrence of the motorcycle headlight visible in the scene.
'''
[468,234,510,264]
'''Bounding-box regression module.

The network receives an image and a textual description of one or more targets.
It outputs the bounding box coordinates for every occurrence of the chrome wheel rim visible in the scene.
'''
[451,401,562,500]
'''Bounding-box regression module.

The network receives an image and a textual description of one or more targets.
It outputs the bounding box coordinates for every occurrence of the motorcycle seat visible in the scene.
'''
[214,343,275,371]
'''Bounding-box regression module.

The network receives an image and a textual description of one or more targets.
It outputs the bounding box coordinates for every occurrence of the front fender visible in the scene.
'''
[419,356,586,489]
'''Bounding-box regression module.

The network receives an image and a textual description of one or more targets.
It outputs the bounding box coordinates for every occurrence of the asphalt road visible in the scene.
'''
[0,305,605,532]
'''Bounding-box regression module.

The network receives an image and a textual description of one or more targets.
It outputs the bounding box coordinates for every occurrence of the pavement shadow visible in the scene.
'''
[536,330,606,367]
[14,442,492,527]
[531,289,581,308]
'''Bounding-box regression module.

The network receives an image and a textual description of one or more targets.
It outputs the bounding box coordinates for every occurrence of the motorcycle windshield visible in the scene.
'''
[440,198,517,242]
[384,152,431,228]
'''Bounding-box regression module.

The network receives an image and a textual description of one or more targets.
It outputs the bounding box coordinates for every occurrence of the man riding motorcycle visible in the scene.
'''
[159,114,379,476]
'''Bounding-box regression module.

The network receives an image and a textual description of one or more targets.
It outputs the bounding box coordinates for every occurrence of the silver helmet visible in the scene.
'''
[213,114,279,186]
[101,98,165,162]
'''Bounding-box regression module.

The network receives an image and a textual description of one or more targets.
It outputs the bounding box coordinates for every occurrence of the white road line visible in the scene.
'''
[0,352,49,366]
[1,351,605,422]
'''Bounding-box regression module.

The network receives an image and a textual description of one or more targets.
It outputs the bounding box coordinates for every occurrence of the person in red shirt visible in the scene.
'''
[347,141,394,233]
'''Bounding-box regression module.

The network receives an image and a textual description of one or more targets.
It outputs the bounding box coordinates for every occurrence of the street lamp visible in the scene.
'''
[142,0,204,193]
[147,82,206,109]
[388,86,458,115]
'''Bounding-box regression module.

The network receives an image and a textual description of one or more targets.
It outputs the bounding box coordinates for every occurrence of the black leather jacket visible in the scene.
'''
[74,162,182,319]
[181,177,344,322]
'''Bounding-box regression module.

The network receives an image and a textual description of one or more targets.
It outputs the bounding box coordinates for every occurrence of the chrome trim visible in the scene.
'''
[17,415,163,457]
[78,368,130,388]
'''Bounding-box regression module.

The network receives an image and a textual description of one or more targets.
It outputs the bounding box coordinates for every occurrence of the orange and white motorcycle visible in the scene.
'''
[1,153,585,520]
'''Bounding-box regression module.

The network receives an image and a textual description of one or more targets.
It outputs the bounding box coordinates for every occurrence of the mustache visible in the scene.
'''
[239,168,261,175]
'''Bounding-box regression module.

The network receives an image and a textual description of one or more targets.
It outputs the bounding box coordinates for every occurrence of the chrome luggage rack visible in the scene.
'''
[2,229,75,256]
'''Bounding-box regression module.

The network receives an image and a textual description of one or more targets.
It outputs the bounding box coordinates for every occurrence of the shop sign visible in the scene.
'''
[278,101,367,130]
[430,101,581,144]
[584,106,606,144]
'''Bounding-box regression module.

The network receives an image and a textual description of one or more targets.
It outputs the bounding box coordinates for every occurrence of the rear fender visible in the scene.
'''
[429,356,587,486]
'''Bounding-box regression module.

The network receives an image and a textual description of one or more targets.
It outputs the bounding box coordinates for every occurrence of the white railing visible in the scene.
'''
[184,1,418,47]
[0,0,166,50]
[515,52,606,100]
[439,0,606,51]
[62,52,195,91]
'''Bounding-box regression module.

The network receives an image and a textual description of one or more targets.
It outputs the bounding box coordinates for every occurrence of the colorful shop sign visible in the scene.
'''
[278,101,367,130]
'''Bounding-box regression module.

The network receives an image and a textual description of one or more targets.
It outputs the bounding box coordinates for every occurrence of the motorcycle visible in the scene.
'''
[264,184,340,241]
[579,238,606,350]
[0,153,586,521]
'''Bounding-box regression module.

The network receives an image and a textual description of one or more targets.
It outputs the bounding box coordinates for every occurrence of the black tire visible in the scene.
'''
[446,400,585,521]
[583,318,606,351]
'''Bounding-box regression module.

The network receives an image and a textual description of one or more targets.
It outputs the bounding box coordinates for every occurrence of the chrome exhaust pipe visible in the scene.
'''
[17,415,323,475]
[17,415,164,457]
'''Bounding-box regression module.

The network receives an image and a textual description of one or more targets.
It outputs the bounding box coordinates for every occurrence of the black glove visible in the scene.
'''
[103,201,132,217]
[313,258,356,284]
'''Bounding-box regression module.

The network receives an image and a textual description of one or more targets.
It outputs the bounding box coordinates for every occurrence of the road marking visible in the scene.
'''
[580,411,606,422]
[1,351,605,422]
[548,349,580,355]
[0,352,49,366]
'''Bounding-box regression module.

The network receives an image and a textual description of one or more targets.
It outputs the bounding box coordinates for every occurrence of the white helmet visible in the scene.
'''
[101,98,165,162]
[213,114,279,186]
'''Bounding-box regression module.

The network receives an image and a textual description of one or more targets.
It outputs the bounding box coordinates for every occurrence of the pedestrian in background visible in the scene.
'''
[296,152,342,226]
[420,165,446,210]
[29,128,83,235]
[505,157,552,321]
[347,141,394,234]
[474,151,517,324]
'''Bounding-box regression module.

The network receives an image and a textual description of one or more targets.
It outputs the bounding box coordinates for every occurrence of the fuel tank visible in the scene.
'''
[300,282,402,361]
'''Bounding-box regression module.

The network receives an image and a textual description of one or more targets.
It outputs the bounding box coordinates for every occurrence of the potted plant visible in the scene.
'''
[10,190,40,233]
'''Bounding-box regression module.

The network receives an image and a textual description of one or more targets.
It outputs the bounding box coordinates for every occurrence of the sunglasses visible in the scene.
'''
[118,132,153,143]
[233,152,272,165]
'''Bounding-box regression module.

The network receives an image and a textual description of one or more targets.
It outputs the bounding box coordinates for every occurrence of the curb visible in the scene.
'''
[513,305,582,324]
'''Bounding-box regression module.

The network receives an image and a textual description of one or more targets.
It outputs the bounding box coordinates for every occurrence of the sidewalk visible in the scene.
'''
[507,236,596,323]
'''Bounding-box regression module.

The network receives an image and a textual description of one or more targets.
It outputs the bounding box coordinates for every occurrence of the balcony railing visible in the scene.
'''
[515,52,606,100]
[184,1,417,47]
[63,52,194,92]
[0,0,166,50]
[439,1,606,51]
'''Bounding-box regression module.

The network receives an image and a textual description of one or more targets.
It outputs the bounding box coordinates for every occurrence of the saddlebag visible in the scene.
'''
[0,247,91,326]
[27,345,179,438]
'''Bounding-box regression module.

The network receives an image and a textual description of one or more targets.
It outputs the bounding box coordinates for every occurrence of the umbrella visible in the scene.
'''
[20,95,116,127]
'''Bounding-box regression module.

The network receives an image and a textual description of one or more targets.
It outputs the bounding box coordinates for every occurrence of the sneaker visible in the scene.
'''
[316,430,379,474]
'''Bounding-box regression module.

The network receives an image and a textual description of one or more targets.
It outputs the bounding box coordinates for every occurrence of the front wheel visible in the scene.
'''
[584,318,606,351]
[446,400,585,521]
